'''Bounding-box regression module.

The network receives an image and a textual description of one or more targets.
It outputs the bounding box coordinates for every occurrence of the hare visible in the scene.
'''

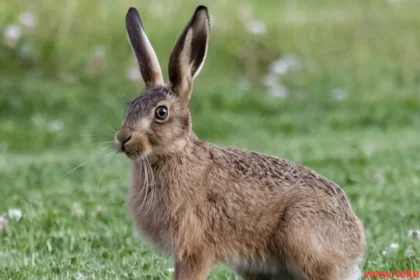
[114,5,365,280]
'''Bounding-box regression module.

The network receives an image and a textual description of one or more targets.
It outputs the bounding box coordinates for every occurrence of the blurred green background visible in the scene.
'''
[1,0,419,279]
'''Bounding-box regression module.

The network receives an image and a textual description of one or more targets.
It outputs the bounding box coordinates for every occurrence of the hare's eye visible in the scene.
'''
[155,105,168,121]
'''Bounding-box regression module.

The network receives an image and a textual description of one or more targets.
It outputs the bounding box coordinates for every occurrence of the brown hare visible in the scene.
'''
[114,5,365,280]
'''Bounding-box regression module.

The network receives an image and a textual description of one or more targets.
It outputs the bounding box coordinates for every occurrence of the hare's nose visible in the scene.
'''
[116,128,133,152]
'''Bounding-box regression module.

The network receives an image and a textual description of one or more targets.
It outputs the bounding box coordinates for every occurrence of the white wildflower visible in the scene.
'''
[0,216,8,233]
[283,55,301,69]
[246,20,265,35]
[127,67,141,81]
[262,73,278,87]
[76,273,86,280]
[332,88,349,101]
[270,55,301,75]
[382,243,399,255]
[93,45,106,57]
[362,143,375,157]
[408,229,420,240]
[91,205,104,218]
[19,12,37,30]
[268,84,288,98]
[168,267,175,273]
[8,208,22,221]
[3,24,22,48]
[48,120,64,132]
[389,243,399,249]
[71,203,85,218]
[271,60,289,75]
[405,248,416,258]
[262,73,288,98]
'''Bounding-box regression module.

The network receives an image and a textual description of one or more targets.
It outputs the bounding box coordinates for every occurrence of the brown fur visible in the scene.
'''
[114,5,366,280]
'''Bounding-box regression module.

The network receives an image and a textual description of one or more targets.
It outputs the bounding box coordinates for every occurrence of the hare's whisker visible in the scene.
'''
[95,151,118,189]
[136,159,149,216]
[144,156,156,216]
[61,147,113,179]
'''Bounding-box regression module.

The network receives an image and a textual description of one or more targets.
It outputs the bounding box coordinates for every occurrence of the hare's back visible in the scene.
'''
[211,145,346,199]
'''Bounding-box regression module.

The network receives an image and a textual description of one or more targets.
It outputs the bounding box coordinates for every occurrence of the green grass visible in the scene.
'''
[1,0,420,279]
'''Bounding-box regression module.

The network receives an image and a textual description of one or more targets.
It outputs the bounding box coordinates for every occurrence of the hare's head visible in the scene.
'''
[114,6,210,159]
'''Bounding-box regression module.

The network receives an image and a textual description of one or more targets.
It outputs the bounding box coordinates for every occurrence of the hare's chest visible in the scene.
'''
[127,183,174,254]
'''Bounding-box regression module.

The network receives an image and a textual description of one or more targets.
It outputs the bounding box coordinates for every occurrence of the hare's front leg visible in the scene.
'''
[174,254,213,280]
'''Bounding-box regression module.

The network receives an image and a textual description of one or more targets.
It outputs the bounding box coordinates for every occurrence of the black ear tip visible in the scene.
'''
[195,5,209,17]
[196,5,208,12]
[127,7,137,14]
[127,7,140,19]
[126,7,143,27]
[194,5,210,24]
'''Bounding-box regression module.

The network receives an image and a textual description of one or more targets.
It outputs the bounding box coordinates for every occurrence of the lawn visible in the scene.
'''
[1,0,420,279]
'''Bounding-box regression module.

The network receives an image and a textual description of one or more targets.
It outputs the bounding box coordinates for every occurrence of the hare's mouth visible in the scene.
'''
[114,131,152,159]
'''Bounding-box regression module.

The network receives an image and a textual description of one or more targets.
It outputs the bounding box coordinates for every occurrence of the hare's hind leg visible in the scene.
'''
[274,203,364,280]
[279,230,363,280]
[280,239,362,280]
[237,265,360,280]
[343,264,362,280]
[292,260,361,280]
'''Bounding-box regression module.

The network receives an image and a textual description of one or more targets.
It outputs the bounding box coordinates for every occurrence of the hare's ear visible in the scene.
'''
[168,5,210,103]
[126,7,164,88]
